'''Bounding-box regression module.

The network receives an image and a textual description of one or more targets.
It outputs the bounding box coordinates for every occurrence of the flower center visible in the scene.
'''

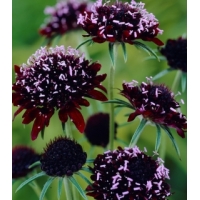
[129,154,157,183]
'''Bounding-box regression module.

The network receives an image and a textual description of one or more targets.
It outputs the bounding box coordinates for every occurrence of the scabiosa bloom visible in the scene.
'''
[12,146,40,179]
[12,46,107,140]
[86,146,171,199]
[78,0,163,45]
[84,112,118,147]
[40,136,87,177]
[159,37,187,72]
[120,78,187,138]
[39,0,90,43]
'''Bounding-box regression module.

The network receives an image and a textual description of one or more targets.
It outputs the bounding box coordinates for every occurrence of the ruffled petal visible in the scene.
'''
[96,84,107,93]
[14,65,21,73]
[31,115,46,140]
[58,108,69,123]
[176,128,185,138]
[87,90,108,101]
[44,108,54,126]
[13,106,24,121]
[89,63,101,72]
[68,107,85,133]
[128,111,140,122]
[22,108,38,124]
[151,38,164,46]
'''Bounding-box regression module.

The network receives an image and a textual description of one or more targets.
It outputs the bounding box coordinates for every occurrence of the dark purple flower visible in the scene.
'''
[12,146,40,179]
[86,146,171,199]
[84,112,118,147]
[159,37,187,72]
[78,0,164,45]
[39,0,90,43]
[120,78,187,138]
[12,46,107,140]
[40,136,87,177]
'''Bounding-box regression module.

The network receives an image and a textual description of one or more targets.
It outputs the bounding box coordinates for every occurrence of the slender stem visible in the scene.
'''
[64,177,73,200]
[172,70,182,93]
[160,70,182,159]
[64,120,73,138]
[108,46,116,151]
[29,180,48,200]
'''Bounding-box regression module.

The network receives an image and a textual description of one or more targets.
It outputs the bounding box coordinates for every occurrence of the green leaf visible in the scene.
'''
[155,124,162,152]
[108,42,115,65]
[121,42,127,62]
[86,159,95,163]
[57,178,63,200]
[41,127,45,139]
[68,176,88,200]
[181,72,187,92]
[152,68,175,81]
[76,172,92,187]
[103,98,134,109]
[76,39,93,50]
[133,41,159,61]
[161,125,181,158]
[81,167,93,174]
[28,161,41,169]
[129,118,147,147]
[61,122,66,135]
[16,171,46,192]
[143,56,166,61]
[40,177,55,200]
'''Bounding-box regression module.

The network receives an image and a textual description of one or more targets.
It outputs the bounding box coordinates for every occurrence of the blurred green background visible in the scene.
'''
[12,0,187,199]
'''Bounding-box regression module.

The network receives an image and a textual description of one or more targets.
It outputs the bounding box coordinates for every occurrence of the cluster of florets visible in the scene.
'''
[84,112,118,147]
[78,0,163,45]
[12,146,40,179]
[86,146,171,199]
[12,46,107,140]
[40,137,87,177]
[120,78,187,138]
[39,0,90,43]
[159,37,187,72]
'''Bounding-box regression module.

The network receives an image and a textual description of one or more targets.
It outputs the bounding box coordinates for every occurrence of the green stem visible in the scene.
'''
[64,177,73,200]
[29,180,47,200]
[172,70,182,93]
[160,70,182,159]
[108,47,116,151]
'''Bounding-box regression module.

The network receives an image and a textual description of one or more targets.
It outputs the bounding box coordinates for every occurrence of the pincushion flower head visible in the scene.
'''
[12,146,40,179]
[12,46,107,140]
[84,112,118,147]
[40,136,87,177]
[16,137,88,199]
[78,0,163,45]
[120,78,187,138]
[160,37,187,72]
[39,0,90,44]
[86,146,171,199]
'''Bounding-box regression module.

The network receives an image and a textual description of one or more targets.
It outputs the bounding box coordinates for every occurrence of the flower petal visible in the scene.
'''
[13,106,24,121]
[58,108,69,123]
[31,115,46,140]
[87,90,108,101]
[151,38,164,46]
[176,128,185,138]
[22,108,38,124]
[68,107,85,133]
[96,84,107,93]
[128,111,140,122]
[14,65,21,73]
